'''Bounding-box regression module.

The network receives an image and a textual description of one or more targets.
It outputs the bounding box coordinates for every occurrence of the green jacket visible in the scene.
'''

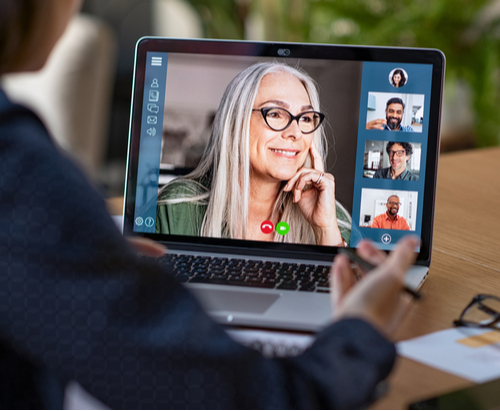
[156,180,208,236]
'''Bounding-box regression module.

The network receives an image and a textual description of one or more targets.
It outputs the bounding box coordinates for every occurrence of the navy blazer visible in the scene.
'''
[0,89,395,409]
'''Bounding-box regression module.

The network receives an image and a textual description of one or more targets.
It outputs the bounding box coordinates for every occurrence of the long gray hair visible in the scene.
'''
[158,61,351,243]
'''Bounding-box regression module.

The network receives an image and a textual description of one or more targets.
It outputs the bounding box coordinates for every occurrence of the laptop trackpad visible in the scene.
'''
[193,289,280,314]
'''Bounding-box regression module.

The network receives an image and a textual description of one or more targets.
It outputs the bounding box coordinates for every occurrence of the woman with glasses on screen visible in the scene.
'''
[156,62,351,246]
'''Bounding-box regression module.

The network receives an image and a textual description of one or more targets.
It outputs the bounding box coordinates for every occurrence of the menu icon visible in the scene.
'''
[151,57,162,66]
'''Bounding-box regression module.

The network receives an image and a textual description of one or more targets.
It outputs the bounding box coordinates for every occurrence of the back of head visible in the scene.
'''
[0,0,49,74]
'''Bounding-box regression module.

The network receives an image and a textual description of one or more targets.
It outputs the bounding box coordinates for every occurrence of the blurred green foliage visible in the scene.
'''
[185,0,500,146]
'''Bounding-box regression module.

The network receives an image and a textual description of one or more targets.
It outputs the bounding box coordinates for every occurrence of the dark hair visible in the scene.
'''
[0,0,48,74]
[392,69,407,87]
[386,97,405,111]
[386,141,413,156]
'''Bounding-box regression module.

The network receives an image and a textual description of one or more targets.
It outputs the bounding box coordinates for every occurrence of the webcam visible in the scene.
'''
[277,48,291,57]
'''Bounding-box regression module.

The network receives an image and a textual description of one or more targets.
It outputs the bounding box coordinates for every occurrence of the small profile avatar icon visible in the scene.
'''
[389,68,408,88]
[260,220,274,234]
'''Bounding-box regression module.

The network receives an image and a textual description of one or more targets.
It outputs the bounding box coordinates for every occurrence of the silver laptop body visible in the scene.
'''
[123,38,444,332]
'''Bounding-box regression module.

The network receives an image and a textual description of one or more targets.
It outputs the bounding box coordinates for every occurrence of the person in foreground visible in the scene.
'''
[0,1,419,408]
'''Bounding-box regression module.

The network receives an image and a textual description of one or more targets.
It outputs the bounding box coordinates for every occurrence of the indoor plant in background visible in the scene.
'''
[185,0,500,149]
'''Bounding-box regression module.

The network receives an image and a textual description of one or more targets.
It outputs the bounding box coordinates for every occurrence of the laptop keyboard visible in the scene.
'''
[155,254,331,293]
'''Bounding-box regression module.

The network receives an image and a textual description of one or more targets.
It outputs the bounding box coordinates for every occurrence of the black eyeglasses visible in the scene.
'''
[388,150,406,157]
[453,294,500,328]
[252,107,325,134]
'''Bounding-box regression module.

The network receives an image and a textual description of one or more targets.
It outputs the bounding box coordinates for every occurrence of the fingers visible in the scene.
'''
[366,118,387,130]
[330,254,357,308]
[355,236,418,274]
[282,140,326,202]
[383,236,419,279]
[310,140,325,172]
[127,237,168,257]
[356,239,387,267]
[283,169,333,202]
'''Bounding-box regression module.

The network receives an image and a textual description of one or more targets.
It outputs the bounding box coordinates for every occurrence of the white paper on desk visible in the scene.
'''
[398,327,500,383]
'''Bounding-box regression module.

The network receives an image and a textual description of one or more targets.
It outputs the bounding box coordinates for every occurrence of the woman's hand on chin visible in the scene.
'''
[282,141,344,246]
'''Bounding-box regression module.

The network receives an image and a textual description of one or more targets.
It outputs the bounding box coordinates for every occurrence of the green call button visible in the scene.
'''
[276,221,290,235]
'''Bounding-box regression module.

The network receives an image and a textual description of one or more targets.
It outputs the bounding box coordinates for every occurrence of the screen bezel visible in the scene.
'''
[124,37,445,265]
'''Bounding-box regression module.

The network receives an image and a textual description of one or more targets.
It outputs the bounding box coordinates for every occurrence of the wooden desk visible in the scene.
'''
[109,147,500,408]
[372,146,500,409]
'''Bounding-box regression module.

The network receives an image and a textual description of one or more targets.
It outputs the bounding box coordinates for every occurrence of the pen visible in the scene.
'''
[339,248,423,300]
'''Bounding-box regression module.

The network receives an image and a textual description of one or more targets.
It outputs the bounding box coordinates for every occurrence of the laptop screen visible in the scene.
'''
[124,38,444,264]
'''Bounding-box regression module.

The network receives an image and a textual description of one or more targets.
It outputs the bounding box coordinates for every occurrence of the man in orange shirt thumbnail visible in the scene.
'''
[371,195,411,230]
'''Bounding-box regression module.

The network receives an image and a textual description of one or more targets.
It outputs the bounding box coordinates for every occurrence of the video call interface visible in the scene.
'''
[132,51,433,251]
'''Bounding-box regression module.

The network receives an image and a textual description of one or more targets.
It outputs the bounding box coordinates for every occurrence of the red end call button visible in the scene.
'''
[260,220,274,234]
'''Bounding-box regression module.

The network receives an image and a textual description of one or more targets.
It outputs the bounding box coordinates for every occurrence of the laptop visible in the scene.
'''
[123,38,445,332]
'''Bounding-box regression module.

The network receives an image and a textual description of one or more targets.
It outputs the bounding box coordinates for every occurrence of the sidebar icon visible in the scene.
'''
[151,57,162,66]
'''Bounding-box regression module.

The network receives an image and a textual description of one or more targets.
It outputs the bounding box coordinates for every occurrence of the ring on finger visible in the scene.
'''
[315,172,324,185]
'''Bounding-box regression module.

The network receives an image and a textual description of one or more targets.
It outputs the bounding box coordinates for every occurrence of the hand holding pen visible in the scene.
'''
[331,236,421,338]
[339,247,422,300]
